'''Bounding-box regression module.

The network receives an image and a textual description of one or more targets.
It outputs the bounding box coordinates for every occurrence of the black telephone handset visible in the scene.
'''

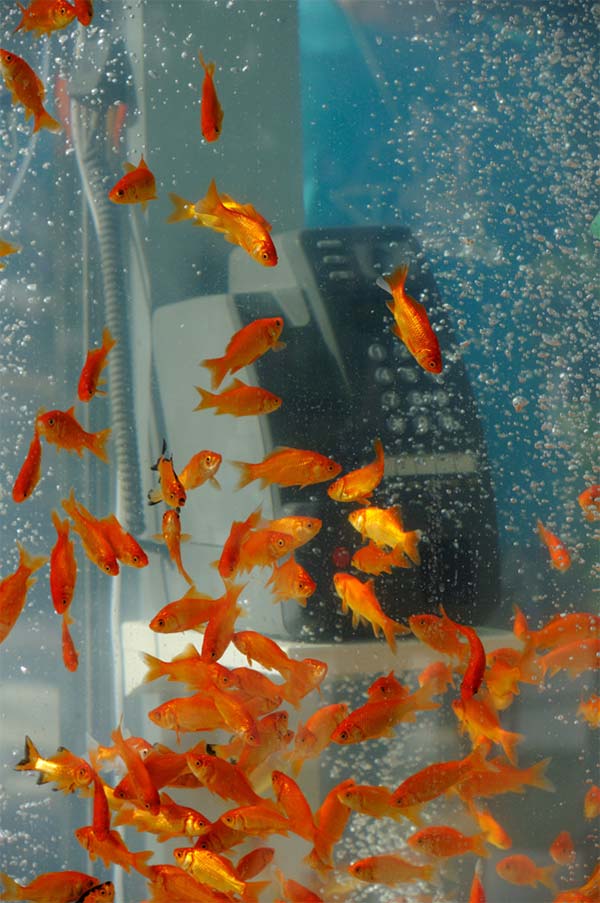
[231,226,501,641]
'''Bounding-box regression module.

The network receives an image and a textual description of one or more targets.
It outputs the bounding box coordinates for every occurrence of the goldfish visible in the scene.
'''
[0,238,20,269]
[75,825,153,876]
[236,528,295,574]
[0,49,60,132]
[391,744,489,814]
[113,792,210,842]
[14,735,93,793]
[348,854,435,886]
[578,484,600,521]
[441,607,486,701]
[332,686,439,745]
[281,657,328,708]
[61,611,79,672]
[198,52,223,142]
[148,440,186,507]
[72,0,92,25]
[452,694,524,764]
[271,770,316,842]
[179,449,222,490]
[220,803,290,837]
[266,515,322,547]
[230,666,284,707]
[0,871,96,903]
[367,671,410,701]
[78,327,116,402]
[212,690,259,745]
[234,446,341,490]
[0,543,48,644]
[186,751,265,807]
[468,870,486,903]
[496,854,557,891]
[333,571,409,651]
[537,519,571,571]
[468,803,512,849]
[36,407,110,462]
[237,848,274,880]
[13,0,76,37]
[275,870,323,903]
[216,507,262,580]
[232,629,295,676]
[584,784,600,819]
[194,379,282,416]
[327,438,385,503]
[142,644,232,690]
[377,264,442,373]
[201,316,285,389]
[408,825,489,859]
[288,702,349,775]
[108,155,157,209]
[538,638,600,681]
[524,611,600,652]
[349,506,421,563]
[308,777,356,870]
[266,556,316,606]
[111,722,160,815]
[578,695,600,728]
[337,783,409,824]
[418,660,455,695]
[454,754,555,801]
[168,179,278,266]
[145,864,230,903]
[173,847,246,895]
[200,584,245,663]
[147,694,226,742]
[149,585,230,633]
[61,490,119,576]
[412,611,473,662]
[12,426,43,503]
[550,830,576,866]
[98,514,148,568]
[49,511,77,613]
[153,509,193,584]
[351,541,411,575]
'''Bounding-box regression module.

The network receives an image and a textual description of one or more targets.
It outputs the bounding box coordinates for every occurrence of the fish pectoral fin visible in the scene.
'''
[122,161,136,173]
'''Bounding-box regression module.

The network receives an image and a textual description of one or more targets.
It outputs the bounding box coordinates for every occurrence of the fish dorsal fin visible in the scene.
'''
[385,264,409,294]
[122,161,136,174]
[66,406,75,417]
[376,275,392,296]
[227,377,246,390]
[219,195,271,230]
[138,155,149,170]
[159,791,175,806]
[391,505,404,530]
[172,642,201,661]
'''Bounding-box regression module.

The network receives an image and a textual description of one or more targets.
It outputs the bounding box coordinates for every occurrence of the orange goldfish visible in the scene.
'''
[537,519,571,571]
[408,825,488,859]
[266,556,316,606]
[13,0,76,37]
[49,511,77,613]
[550,830,576,866]
[212,689,259,745]
[351,541,410,576]
[61,611,79,672]
[0,871,96,903]
[98,514,148,568]
[153,509,193,584]
[0,49,60,132]
[201,316,285,389]
[148,440,186,507]
[578,695,600,728]
[327,438,385,503]
[237,848,274,880]
[198,52,223,142]
[377,264,442,373]
[75,824,153,876]
[147,694,225,742]
[145,864,229,903]
[308,777,356,870]
[332,687,438,745]
[217,507,262,580]
[348,505,421,563]
[179,449,222,490]
[367,671,410,701]
[0,238,20,269]
[111,722,160,815]
[236,528,295,573]
[149,585,232,633]
[409,611,469,662]
[454,755,555,801]
[496,854,557,891]
[78,327,116,402]
[538,638,600,681]
[232,629,295,676]
[12,426,42,503]
[194,379,282,417]
[230,666,284,707]
[220,803,290,838]
[108,155,157,209]
[172,848,245,896]
[578,484,600,521]
[0,542,48,644]
[418,660,455,695]
[333,571,409,651]
[186,751,264,807]
[61,490,119,576]
[113,792,210,842]
[584,784,600,819]
[271,770,316,842]
[72,0,92,25]
[234,446,341,490]
[288,702,349,775]
[468,870,486,903]
[168,179,278,267]
[36,407,110,462]
[441,607,485,701]
[142,644,232,690]
[337,783,408,824]
[391,744,488,814]
[519,609,600,653]
[348,853,435,886]
[468,803,512,849]
[452,694,524,764]
[14,735,93,794]
[275,870,323,903]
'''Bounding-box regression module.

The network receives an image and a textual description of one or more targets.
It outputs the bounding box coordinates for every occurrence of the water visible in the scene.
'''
[0,1,598,901]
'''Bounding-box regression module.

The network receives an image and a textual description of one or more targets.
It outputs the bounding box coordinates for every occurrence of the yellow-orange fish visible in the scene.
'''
[108,155,157,209]
[0,543,48,644]
[179,449,222,491]
[194,379,282,417]
[201,316,285,389]
[537,519,571,571]
[153,509,193,584]
[349,853,435,886]
[377,264,442,373]
[14,0,76,37]
[0,870,96,903]
[78,327,116,402]
[496,854,557,891]
[147,440,186,508]
[327,438,385,504]
[14,735,93,794]
[36,407,110,462]
[234,446,341,490]
[0,48,60,131]
[348,505,421,563]
[333,571,409,651]
[0,238,20,269]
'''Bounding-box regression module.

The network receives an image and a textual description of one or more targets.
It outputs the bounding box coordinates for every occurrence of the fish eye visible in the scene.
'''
[47,417,55,426]
[104,564,112,573]
[132,555,139,563]
[5,54,13,62]
[339,730,348,740]
[262,252,269,260]
[117,189,125,197]
[156,618,165,628]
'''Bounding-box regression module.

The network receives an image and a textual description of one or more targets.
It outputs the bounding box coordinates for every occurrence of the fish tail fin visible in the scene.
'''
[512,603,531,643]
[499,729,525,766]
[198,52,215,77]
[472,833,490,858]
[242,880,271,903]
[50,509,68,536]
[0,872,22,900]
[193,385,216,411]
[90,427,111,463]
[538,865,558,892]
[14,735,40,772]
[382,616,409,653]
[374,436,384,464]
[112,804,134,828]
[141,651,165,683]
[401,530,421,565]
[386,264,410,295]
[33,108,61,134]
[200,355,227,389]
[167,193,195,224]
[16,543,48,575]
[132,850,154,878]
[196,178,220,216]
[147,487,163,506]
[102,326,116,353]
[232,460,256,490]
[528,757,555,792]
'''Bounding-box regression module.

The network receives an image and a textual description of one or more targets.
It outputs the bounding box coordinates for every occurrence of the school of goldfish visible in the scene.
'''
[1,2,599,903]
